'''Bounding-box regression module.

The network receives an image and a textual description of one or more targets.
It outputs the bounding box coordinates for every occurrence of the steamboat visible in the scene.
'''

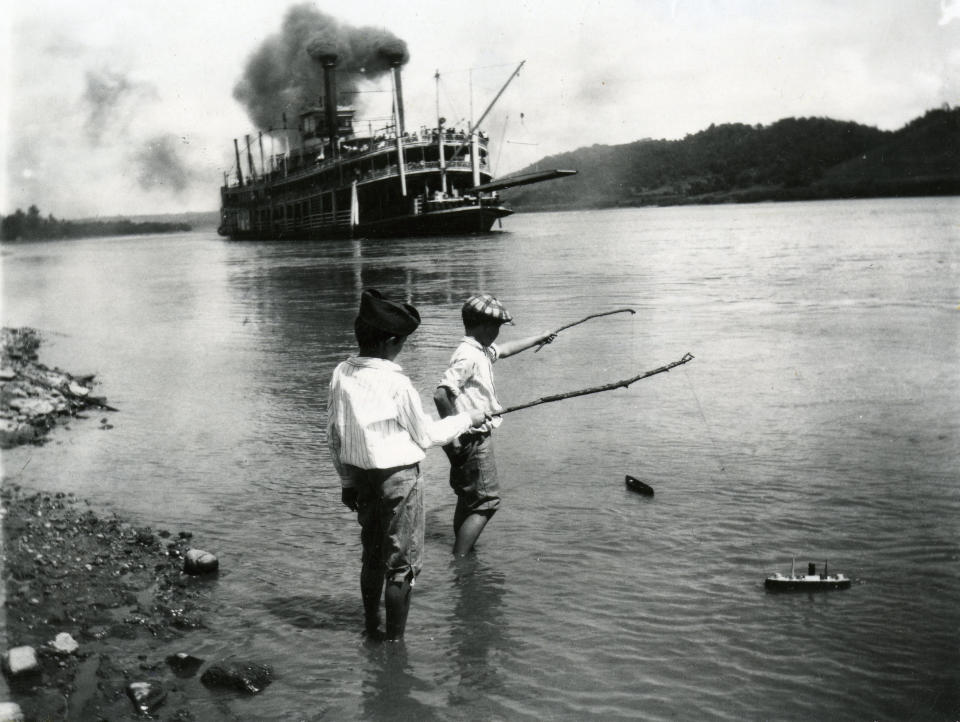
[218,56,574,240]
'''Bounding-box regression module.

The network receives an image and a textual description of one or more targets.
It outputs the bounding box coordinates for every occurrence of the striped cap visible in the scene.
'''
[462,294,514,325]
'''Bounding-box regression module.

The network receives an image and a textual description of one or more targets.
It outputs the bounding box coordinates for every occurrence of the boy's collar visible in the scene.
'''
[462,335,487,350]
[348,356,403,371]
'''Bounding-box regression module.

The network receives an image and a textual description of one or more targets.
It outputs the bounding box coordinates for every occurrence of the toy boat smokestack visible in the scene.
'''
[318,53,339,159]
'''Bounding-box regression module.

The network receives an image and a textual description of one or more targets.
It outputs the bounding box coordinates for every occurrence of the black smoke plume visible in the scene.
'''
[133,134,194,193]
[232,4,409,132]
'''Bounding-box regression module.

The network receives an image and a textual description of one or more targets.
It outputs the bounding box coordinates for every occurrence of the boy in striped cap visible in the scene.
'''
[328,289,487,639]
[434,294,556,557]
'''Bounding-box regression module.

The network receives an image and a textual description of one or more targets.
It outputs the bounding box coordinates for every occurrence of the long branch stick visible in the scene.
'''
[535,307,636,352]
[499,352,694,415]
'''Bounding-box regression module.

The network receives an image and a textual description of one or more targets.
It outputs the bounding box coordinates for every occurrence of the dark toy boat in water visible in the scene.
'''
[625,475,654,496]
[765,560,851,591]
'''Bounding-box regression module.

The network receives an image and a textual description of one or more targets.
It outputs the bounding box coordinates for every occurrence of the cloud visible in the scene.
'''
[82,68,158,144]
[941,0,960,24]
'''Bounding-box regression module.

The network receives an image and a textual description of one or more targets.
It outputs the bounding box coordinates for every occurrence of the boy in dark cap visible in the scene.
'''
[328,289,486,640]
[433,294,555,556]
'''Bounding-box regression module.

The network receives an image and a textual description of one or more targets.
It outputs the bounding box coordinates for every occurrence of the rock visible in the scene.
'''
[7,398,56,417]
[183,549,219,575]
[51,632,79,653]
[0,702,25,721]
[200,661,273,694]
[126,681,167,713]
[166,652,204,677]
[67,381,89,397]
[2,646,40,677]
[0,367,15,381]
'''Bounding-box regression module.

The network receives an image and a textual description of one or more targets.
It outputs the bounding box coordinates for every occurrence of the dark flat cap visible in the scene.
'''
[357,289,421,336]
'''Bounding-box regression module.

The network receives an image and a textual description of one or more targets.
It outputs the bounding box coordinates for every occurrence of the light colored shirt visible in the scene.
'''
[437,336,503,433]
[327,357,474,487]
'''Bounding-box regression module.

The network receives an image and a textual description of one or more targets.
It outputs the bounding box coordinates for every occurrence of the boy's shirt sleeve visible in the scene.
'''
[327,420,352,487]
[395,381,473,449]
[438,355,474,396]
[326,369,352,488]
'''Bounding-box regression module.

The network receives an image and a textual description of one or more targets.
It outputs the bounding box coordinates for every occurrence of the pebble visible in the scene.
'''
[2,646,40,677]
[0,702,25,721]
[126,681,167,714]
[183,549,219,575]
[51,632,79,654]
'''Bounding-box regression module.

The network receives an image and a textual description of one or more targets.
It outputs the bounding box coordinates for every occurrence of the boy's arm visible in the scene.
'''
[496,331,556,358]
[327,420,359,510]
[433,386,458,418]
[396,384,482,450]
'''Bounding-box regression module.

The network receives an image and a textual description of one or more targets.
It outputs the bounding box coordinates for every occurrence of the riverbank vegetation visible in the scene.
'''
[0,206,191,242]
[505,106,960,209]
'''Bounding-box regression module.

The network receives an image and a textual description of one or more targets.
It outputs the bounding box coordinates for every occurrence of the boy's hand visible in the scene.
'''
[341,487,359,511]
[541,331,557,345]
[467,409,487,427]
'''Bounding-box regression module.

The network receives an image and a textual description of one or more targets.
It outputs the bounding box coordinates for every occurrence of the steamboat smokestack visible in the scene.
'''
[390,59,405,136]
[318,53,339,159]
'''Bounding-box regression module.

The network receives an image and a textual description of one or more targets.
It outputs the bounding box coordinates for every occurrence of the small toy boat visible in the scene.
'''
[625,475,654,496]
[765,559,851,591]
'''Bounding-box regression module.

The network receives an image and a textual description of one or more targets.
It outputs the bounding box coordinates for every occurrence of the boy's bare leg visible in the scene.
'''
[453,512,491,557]
[384,577,412,640]
[361,560,384,634]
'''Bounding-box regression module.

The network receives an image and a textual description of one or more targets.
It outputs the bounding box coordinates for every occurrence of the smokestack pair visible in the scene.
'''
[317,52,406,154]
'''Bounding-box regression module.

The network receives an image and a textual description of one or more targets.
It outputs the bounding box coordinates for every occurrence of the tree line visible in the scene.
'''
[504,106,960,210]
[1,206,192,242]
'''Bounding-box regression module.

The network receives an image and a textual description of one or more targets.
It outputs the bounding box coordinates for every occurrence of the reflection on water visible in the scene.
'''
[447,556,508,711]
[361,641,436,722]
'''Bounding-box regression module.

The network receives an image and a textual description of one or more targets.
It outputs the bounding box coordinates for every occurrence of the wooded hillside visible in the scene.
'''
[503,107,960,209]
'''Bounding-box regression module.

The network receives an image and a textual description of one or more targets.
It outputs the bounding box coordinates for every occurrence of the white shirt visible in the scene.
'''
[437,336,503,433]
[327,356,473,487]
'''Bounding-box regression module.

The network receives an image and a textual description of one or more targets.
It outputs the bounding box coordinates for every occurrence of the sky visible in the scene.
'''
[2,0,959,218]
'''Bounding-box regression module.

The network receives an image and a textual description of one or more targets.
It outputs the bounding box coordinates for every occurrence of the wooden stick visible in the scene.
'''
[534,307,636,352]
[499,352,694,415]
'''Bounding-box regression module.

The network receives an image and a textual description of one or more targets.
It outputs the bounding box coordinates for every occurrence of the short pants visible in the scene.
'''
[447,433,501,521]
[345,463,423,583]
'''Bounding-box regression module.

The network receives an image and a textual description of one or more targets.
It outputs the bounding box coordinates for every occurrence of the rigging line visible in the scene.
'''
[494,115,509,176]
[437,77,465,128]
[435,61,524,75]
[681,365,726,472]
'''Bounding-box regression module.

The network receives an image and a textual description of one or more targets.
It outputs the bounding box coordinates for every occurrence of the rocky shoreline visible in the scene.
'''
[1,487,218,719]
[0,327,116,450]
[1,328,270,719]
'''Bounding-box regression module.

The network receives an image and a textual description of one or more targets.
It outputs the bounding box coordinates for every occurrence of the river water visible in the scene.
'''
[2,198,958,720]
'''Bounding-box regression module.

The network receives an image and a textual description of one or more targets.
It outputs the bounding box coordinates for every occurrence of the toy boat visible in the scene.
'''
[625,475,654,496]
[765,560,851,591]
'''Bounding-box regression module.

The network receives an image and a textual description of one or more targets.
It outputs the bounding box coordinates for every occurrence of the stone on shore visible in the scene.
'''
[200,661,274,694]
[165,652,204,677]
[0,702,25,721]
[51,633,79,654]
[126,681,167,714]
[183,548,219,575]
[2,647,40,678]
